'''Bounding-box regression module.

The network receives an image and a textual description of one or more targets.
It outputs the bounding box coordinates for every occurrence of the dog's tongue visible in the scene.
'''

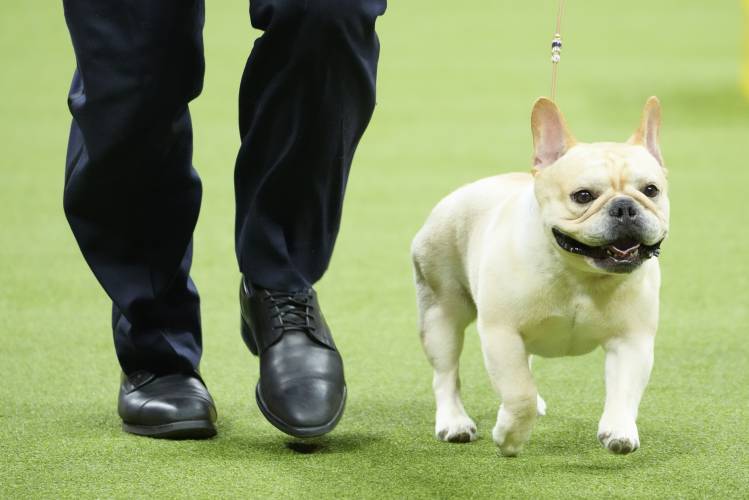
[607,241,641,259]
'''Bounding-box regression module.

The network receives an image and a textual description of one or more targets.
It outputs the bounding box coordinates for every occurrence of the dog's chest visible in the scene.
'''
[519,292,616,357]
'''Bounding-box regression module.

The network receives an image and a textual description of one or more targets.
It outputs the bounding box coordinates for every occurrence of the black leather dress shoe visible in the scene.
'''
[118,371,217,439]
[239,278,346,438]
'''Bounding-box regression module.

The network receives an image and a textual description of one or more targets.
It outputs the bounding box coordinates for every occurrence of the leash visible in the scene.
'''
[550,0,565,101]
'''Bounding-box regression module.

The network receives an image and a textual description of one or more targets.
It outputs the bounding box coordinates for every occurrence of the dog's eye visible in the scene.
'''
[571,190,596,204]
[642,184,660,198]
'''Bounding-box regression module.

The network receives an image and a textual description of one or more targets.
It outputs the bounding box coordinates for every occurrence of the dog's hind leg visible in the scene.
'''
[416,282,477,443]
[528,356,547,416]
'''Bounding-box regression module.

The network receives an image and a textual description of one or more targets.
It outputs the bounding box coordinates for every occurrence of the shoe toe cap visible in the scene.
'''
[136,395,217,425]
[261,377,345,429]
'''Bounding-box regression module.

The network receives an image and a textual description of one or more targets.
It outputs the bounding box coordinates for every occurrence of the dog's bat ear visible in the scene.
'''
[628,96,663,166]
[531,97,576,171]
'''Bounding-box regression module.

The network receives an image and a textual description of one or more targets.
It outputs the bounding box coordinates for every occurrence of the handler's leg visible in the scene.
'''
[63,0,216,438]
[236,0,386,437]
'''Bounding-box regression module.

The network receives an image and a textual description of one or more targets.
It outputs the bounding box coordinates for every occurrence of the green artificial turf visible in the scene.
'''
[1,0,748,498]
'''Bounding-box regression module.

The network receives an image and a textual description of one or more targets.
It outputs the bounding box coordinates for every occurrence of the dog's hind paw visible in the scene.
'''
[435,416,478,443]
[536,394,547,416]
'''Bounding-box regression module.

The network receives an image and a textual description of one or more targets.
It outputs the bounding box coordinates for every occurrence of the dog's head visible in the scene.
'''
[531,97,669,274]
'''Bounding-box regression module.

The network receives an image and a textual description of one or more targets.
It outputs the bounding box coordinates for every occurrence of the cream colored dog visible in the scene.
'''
[411,97,668,456]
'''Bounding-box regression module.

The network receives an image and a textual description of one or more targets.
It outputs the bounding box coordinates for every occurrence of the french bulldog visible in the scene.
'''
[410,97,668,456]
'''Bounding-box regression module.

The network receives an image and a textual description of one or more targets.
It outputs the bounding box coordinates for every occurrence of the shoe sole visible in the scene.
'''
[122,419,217,439]
[255,384,347,438]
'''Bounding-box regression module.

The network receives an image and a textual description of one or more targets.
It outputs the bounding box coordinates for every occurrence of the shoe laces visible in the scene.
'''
[263,290,317,334]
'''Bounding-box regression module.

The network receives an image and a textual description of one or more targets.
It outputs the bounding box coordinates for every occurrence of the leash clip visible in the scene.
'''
[551,34,562,63]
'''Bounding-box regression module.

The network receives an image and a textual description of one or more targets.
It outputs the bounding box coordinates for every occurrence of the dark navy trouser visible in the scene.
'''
[62,0,386,375]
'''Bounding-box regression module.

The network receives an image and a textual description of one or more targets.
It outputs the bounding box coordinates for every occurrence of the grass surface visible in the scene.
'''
[2,1,749,498]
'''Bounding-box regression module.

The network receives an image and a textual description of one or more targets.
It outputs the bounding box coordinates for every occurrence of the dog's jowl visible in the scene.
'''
[411,97,669,456]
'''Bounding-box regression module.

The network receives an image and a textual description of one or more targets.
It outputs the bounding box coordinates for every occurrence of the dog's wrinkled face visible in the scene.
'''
[531,97,670,274]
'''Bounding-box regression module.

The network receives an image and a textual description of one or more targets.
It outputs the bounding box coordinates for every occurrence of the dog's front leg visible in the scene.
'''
[598,334,654,454]
[477,320,537,456]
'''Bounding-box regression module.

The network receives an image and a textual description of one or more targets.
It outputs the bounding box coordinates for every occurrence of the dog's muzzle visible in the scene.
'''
[552,228,662,271]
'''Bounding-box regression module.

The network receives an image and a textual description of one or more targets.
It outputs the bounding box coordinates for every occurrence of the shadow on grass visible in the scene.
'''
[508,413,696,471]
[169,430,387,462]
[54,395,694,472]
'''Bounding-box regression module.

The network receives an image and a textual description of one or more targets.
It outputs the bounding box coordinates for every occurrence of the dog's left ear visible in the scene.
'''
[628,96,663,166]
[531,97,576,171]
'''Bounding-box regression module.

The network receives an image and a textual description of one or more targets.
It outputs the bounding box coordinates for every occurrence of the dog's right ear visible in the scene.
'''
[531,97,576,171]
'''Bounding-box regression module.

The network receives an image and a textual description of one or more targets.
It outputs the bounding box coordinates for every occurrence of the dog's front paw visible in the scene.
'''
[597,419,640,454]
[492,421,532,457]
[492,405,534,457]
[435,414,478,443]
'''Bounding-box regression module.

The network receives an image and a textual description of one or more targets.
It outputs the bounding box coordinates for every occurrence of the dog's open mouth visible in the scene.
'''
[552,228,662,266]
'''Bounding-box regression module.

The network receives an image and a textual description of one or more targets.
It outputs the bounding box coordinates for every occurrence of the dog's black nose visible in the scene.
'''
[608,198,639,221]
